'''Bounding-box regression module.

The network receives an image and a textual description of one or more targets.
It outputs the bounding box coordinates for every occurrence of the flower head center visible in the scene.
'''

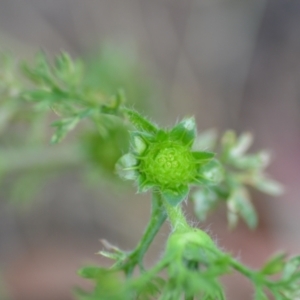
[140,142,196,188]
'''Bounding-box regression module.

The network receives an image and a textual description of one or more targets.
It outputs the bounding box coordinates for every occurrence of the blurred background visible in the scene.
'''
[0,0,300,299]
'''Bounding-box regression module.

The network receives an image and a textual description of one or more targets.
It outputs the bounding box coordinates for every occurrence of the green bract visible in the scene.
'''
[116,109,223,206]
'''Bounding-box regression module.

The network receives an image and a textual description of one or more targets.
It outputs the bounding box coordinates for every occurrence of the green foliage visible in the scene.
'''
[22,51,125,144]
[193,130,284,229]
[0,51,298,300]
[0,49,157,207]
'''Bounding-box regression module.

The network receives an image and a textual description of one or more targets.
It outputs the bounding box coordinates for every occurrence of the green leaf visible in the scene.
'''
[54,52,83,86]
[227,208,239,230]
[101,89,125,115]
[162,185,189,206]
[221,131,236,159]
[230,132,253,158]
[22,52,56,86]
[254,288,268,300]
[227,187,258,229]
[282,256,300,280]
[169,117,196,146]
[196,159,224,185]
[115,153,138,180]
[99,250,123,261]
[252,176,284,196]
[23,90,54,102]
[124,108,158,134]
[192,151,215,162]
[51,116,80,144]
[261,253,286,275]
[77,266,104,279]
[233,151,270,170]
[193,188,219,222]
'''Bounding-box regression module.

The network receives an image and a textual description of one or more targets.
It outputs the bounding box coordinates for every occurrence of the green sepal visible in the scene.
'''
[192,151,215,162]
[130,132,148,155]
[155,129,168,142]
[124,108,158,134]
[162,185,189,206]
[116,153,138,180]
[169,117,196,146]
[137,174,155,193]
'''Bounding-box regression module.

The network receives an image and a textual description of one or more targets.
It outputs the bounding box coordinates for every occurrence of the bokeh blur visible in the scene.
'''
[0,1,300,299]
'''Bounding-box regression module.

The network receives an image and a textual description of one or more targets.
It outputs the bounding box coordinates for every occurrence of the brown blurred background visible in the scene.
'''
[0,0,300,299]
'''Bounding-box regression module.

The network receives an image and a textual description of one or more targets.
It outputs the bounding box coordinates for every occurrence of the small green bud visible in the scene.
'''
[140,141,196,187]
[117,109,219,205]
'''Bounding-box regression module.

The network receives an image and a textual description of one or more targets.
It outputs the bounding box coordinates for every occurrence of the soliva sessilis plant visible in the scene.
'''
[1,51,300,300]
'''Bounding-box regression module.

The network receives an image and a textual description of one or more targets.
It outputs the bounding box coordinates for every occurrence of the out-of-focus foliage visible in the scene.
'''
[1,50,296,300]
[193,130,284,229]
[77,197,300,300]
[0,48,159,207]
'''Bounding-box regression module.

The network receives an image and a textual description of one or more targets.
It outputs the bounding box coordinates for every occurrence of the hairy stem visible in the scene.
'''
[121,191,167,275]
[163,198,190,232]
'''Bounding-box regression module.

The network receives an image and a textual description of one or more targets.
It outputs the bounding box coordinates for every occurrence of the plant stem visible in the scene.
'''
[134,192,167,262]
[122,191,167,275]
[162,198,190,232]
[230,257,277,290]
[229,258,256,279]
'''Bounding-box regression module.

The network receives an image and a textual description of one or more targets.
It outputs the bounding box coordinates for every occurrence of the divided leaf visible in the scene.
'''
[227,187,257,229]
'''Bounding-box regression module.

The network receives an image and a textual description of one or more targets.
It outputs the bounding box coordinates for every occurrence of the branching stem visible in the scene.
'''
[162,197,190,232]
[119,191,167,276]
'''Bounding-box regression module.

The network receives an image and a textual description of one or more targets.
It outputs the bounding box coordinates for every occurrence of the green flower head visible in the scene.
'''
[116,109,223,206]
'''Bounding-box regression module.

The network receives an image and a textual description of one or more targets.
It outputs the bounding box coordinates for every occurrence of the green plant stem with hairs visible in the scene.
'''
[81,108,299,300]
[1,52,299,299]
[112,191,167,276]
